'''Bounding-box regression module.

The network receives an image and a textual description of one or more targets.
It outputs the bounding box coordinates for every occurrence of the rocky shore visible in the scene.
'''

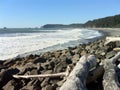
[0,29,120,90]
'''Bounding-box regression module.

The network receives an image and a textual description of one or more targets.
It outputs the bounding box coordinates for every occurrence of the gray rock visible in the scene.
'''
[86,46,91,50]
[57,80,64,86]
[42,85,54,90]
[50,61,55,69]
[22,80,41,90]
[41,78,49,87]
[33,57,46,64]
[0,68,19,88]
[92,44,98,49]
[2,80,14,90]
[53,51,61,58]
[42,52,52,59]
[72,48,81,54]
[116,41,120,47]
[59,55,67,61]
[72,54,80,64]
[90,50,95,54]
[81,50,87,56]
[65,51,72,57]
[30,69,38,75]
[61,49,68,55]
[18,62,37,74]
[41,61,52,70]
[54,61,67,73]
[106,51,116,59]
[66,59,72,64]
[41,70,52,74]
[3,59,14,66]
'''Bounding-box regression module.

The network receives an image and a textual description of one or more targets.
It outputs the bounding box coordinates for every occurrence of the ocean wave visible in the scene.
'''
[0,28,102,60]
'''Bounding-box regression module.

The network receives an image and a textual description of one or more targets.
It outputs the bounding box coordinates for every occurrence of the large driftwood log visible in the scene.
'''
[103,52,120,90]
[60,55,97,90]
[105,37,120,45]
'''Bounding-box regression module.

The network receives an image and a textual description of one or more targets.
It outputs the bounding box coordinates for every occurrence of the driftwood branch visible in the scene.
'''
[105,37,120,45]
[13,66,71,79]
[60,55,97,90]
[103,52,120,90]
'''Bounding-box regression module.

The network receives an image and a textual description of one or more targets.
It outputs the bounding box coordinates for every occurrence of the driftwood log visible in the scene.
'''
[105,37,120,45]
[113,48,120,51]
[103,52,120,90]
[60,55,97,90]
[13,66,71,79]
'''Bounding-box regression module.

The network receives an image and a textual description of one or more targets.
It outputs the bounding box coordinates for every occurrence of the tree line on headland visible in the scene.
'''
[41,14,120,29]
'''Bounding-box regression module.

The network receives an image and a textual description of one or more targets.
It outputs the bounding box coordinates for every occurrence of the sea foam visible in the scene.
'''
[0,28,102,60]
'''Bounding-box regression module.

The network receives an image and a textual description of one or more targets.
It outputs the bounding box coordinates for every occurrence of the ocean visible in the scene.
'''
[0,28,103,60]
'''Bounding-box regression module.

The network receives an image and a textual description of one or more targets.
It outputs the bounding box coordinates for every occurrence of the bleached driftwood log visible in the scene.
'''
[105,37,120,45]
[60,55,97,90]
[13,66,71,79]
[103,52,120,90]
[113,48,120,51]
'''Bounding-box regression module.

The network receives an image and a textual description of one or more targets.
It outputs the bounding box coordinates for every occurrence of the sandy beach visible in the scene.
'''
[90,28,120,36]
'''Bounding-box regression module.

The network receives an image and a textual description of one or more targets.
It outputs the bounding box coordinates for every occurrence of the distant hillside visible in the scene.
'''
[41,14,120,28]
[41,24,83,29]
[84,14,120,28]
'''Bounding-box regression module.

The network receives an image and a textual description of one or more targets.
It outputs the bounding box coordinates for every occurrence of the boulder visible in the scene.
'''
[42,84,56,90]
[53,51,62,58]
[59,55,67,61]
[33,57,46,64]
[41,78,49,87]
[81,50,87,56]
[0,68,19,88]
[57,80,64,87]
[106,51,116,59]
[86,46,91,50]
[22,79,41,90]
[2,80,15,90]
[116,41,120,47]
[54,61,67,73]
[71,54,80,64]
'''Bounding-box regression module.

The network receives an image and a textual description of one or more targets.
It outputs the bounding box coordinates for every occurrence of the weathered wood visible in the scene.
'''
[86,65,104,84]
[13,66,71,79]
[110,52,120,64]
[113,48,120,51]
[105,37,120,45]
[103,52,120,90]
[60,55,97,90]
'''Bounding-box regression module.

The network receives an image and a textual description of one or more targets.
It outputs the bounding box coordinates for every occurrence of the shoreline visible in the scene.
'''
[11,28,120,60]
[1,28,104,61]
[2,28,120,61]
[88,28,120,36]
[0,28,120,90]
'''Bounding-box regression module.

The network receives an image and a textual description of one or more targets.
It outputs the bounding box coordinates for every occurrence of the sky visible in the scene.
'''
[0,0,120,28]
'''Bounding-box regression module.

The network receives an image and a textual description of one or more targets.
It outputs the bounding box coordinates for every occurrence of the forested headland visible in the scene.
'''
[41,14,120,28]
